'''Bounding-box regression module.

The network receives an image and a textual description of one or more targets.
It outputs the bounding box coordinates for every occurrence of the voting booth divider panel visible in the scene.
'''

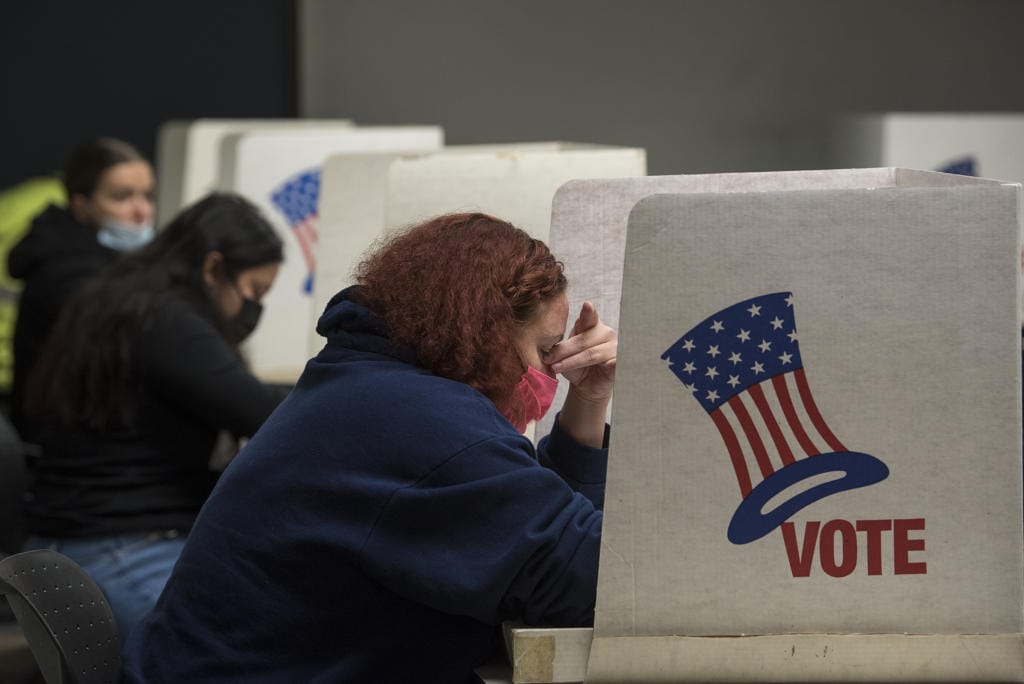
[509,169,1024,683]
[154,118,357,225]
[218,126,445,381]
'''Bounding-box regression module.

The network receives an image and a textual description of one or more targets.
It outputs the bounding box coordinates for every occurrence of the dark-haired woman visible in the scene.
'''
[8,137,155,434]
[123,212,616,683]
[22,192,288,639]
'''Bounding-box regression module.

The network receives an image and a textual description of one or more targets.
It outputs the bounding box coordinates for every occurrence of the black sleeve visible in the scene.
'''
[136,298,287,436]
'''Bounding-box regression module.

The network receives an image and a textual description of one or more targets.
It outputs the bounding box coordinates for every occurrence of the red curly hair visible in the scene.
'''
[353,212,567,416]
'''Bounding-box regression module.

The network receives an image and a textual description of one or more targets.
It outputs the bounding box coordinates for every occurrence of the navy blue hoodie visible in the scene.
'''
[121,288,608,683]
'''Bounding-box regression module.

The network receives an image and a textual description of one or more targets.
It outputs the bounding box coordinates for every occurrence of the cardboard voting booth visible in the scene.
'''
[508,169,1024,683]
[830,113,1024,185]
[829,113,1024,326]
[312,142,647,369]
[536,168,1002,438]
[218,127,444,381]
[154,118,356,225]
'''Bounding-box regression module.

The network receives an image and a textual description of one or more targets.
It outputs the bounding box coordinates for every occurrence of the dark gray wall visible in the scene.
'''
[0,0,294,190]
[299,0,1024,175]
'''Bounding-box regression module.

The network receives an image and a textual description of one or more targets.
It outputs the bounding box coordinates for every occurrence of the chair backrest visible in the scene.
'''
[0,412,29,555]
[0,549,120,684]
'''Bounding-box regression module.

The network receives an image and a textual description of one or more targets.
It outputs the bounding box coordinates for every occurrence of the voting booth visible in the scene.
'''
[829,113,1024,326]
[829,113,1024,184]
[154,118,356,225]
[537,168,1015,436]
[215,126,444,381]
[311,142,647,360]
[508,169,1024,683]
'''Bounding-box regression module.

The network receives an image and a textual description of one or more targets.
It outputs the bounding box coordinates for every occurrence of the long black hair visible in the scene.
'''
[27,192,284,431]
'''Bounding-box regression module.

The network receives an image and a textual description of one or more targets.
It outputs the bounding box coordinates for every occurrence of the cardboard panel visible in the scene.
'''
[537,168,1004,437]
[830,113,1024,185]
[154,121,189,226]
[586,634,1024,683]
[584,183,1023,680]
[830,114,1024,323]
[154,118,355,225]
[312,143,646,381]
[503,622,590,683]
[219,127,444,381]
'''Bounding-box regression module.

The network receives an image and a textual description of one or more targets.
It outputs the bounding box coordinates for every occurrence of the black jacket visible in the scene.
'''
[26,291,287,538]
[8,205,116,434]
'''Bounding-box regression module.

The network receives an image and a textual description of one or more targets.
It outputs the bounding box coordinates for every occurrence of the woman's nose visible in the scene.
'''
[133,196,155,224]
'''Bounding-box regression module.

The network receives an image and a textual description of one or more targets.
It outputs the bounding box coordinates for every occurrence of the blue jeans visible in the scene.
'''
[22,531,186,643]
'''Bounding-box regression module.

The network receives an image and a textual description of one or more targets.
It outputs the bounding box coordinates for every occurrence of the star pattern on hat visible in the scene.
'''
[664,292,803,412]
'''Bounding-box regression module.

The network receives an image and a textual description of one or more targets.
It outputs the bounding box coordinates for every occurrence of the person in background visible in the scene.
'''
[122,212,615,683]
[8,138,155,435]
[0,175,66,412]
[22,193,288,640]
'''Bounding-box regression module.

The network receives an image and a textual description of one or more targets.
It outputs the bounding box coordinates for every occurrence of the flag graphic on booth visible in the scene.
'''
[662,292,889,545]
[935,155,977,177]
[270,168,320,294]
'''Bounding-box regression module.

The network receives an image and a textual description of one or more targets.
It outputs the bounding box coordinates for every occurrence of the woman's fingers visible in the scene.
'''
[550,338,615,374]
[570,300,599,337]
[544,301,617,375]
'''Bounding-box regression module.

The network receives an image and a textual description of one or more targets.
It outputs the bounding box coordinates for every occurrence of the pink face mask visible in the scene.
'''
[504,366,559,433]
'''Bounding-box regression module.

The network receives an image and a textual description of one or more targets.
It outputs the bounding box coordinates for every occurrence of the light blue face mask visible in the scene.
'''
[96,218,155,252]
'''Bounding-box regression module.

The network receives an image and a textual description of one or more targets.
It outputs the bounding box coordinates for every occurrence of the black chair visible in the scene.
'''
[0,549,120,684]
[0,411,30,556]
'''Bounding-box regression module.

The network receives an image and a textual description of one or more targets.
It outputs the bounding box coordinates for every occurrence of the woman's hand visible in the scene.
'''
[544,302,616,447]
[546,301,617,400]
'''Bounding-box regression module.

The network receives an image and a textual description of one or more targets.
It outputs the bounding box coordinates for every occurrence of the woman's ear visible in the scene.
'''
[202,251,225,288]
[68,193,93,226]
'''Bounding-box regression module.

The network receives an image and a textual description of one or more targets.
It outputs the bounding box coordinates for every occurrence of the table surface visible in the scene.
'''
[476,660,513,683]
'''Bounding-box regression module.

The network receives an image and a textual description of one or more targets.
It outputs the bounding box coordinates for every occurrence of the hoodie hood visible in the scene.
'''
[315,286,416,363]
[8,205,111,279]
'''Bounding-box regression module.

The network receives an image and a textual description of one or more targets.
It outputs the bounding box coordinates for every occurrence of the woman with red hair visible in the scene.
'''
[122,212,616,683]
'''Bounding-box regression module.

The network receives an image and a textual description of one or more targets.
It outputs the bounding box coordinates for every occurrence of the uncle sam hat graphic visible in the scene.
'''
[662,292,889,544]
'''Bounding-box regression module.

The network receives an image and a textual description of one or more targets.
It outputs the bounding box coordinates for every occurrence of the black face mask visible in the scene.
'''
[230,297,263,342]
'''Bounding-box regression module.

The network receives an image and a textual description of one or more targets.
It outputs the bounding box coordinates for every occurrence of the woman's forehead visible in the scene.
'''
[533,293,569,337]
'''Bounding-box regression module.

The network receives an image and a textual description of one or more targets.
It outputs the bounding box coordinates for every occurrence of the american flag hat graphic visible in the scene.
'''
[662,292,889,544]
[270,168,321,294]
[936,155,977,177]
